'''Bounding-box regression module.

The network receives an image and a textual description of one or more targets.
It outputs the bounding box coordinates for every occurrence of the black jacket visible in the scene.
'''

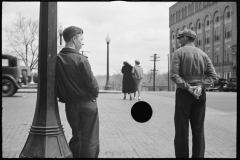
[56,48,99,103]
[121,64,135,94]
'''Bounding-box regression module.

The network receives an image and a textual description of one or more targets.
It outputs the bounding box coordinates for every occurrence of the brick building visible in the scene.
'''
[169,2,237,91]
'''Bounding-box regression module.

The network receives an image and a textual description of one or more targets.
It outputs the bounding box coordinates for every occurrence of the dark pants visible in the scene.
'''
[174,88,206,158]
[65,101,99,158]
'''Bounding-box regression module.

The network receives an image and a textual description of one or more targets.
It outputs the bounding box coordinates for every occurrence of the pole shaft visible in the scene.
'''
[107,42,109,82]
[168,54,169,91]
[153,54,156,91]
[60,34,62,45]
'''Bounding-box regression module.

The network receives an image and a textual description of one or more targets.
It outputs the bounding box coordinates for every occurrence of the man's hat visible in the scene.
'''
[176,29,196,39]
[63,26,83,42]
[135,60,140,64]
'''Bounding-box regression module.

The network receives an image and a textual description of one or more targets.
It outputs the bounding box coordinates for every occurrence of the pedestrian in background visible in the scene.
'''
[121,61,135,100]
[132,60,143,101]
[170,29,217,158]
[56,26,100,158]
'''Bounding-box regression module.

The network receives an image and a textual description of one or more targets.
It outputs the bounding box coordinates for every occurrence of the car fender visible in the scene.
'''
[2,74,21,89]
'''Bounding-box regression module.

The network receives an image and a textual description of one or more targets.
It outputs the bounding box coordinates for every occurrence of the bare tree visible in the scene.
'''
[3,12,39,71]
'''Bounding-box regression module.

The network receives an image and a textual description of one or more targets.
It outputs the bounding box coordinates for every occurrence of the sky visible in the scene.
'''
[2,1,176,76]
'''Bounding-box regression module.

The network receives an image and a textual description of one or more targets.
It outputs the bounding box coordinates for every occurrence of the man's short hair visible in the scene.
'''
[63,26,83,42]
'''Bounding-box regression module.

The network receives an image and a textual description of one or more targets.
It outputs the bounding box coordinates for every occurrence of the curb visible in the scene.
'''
[18,89,122,94]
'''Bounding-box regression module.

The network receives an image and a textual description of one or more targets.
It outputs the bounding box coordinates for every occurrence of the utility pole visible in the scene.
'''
[80,51,90,56]
[150,54,160,91]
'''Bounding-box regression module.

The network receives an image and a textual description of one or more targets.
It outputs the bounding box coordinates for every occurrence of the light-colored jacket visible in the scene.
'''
[170,42,217,90]
[132,65,143,80]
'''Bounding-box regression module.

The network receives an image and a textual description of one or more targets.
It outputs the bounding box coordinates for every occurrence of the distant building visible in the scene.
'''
[169,2,237,91]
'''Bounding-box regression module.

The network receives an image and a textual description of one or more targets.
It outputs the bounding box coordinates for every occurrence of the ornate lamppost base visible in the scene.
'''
[104,83,111,90]
[19,125,72,158]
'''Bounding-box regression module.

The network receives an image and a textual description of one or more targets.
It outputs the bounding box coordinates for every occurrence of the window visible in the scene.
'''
[214,47,219,64]
[172,48,175,52]
[224,72,231,79]
[199,2,202,10]
[179,10,181,20]
[224,45,231,63]
[216,16,219,23]
[185,6,187,17]
[227,12,230,18]
[197,33,201,46]
[172,34,175,40]
[214,51,219,64]
[198,22,201,29]
[205,15,210,28]
[188,4,191,15]
[176,11,178,22]
[214,27,220,41]
[189,22,194,31]
[2,59,9,66]
[225,25,231,39]
[191,3,194,13]
[225,6,231,19]
[206,48,210,57]
[182,8,184,18]
[205,31,210,44]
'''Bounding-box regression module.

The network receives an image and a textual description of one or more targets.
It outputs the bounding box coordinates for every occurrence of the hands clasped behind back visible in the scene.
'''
[188,86,202,99]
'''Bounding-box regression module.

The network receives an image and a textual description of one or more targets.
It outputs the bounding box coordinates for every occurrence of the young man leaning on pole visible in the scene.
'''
[56,26,99,158]
[170,29,217,158]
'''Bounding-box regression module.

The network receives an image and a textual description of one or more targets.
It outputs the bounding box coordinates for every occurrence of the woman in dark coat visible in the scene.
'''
[121,61,135,100]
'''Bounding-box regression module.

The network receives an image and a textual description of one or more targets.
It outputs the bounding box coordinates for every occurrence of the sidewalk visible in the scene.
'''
[2,92,236,158]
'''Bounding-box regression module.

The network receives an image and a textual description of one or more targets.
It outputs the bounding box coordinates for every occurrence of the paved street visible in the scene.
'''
[2,91,236,158]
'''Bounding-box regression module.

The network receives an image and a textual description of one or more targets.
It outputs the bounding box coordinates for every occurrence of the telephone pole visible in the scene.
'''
[80,51,90,56]
[150,54,160,91]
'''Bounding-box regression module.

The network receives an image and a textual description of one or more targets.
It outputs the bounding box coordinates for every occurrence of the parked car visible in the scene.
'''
[207,78,228,92]
[2,54,22,97]
[223,77,237,92]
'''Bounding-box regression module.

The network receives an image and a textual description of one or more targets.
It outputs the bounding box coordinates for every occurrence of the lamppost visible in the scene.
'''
[105,34,111,90]
[58,24,63,45]
[19,2,72,158]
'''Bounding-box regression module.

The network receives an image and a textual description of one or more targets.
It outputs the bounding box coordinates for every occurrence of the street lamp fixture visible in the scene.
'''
[58,24,63,45]
[105,34,111,90]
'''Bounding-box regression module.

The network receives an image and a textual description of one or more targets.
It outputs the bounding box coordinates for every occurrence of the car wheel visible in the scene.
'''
[2,79,16,97]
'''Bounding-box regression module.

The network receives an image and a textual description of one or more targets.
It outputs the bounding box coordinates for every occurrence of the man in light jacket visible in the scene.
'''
[170,29,217,158]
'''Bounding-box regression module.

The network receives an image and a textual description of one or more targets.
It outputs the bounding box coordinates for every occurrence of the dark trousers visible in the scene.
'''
[65,101,99,158]
[174,88,206,158]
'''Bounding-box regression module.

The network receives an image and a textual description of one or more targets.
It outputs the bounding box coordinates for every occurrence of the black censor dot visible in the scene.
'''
[131,101,152,123]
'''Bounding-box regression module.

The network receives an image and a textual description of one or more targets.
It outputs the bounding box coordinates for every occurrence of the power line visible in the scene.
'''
[150,53,160,91]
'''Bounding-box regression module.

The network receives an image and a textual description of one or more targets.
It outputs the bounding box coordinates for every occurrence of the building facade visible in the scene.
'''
[169,2,237,91]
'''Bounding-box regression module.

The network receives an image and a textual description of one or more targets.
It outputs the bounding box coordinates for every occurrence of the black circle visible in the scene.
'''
[131,101,152,123]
